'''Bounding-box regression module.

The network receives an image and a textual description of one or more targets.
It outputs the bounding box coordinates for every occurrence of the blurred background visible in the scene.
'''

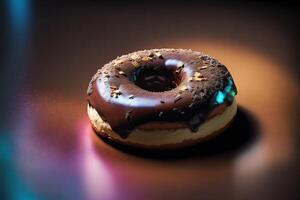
[0,1,299,200]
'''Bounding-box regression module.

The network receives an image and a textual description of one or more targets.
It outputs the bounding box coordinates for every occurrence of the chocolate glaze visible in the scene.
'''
[87,49,237,138]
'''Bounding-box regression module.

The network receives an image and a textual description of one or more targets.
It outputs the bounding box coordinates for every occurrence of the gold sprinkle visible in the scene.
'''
[142,57,148,61]
[200,66,208,69]
[179,85,188,92]
[128,95,134,99]
[142,56,153,61]
[110,85,118,90]
[118,71,127,76]
[110,87,122,98]
[114,90,122,95]
[148,52,155,57]
[131,60,139,67]
[112,60,123,66]
[194,77,207,82]
[194,72,203,78]
[155,52,163,59]
[116,59,123,64]
[130,54,140,60]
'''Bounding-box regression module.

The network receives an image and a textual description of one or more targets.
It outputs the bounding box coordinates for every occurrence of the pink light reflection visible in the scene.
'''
[79,120,117,200]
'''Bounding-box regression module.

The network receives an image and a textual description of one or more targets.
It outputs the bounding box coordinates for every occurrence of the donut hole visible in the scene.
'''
[130,65,181,92]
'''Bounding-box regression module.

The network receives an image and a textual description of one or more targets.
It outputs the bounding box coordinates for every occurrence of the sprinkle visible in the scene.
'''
[110,86,122,98]
[174,95,182,102]
[87,86,93,96]
[128,95,134,99]
[194,77,207,82]
[125,111,132,121]
[155,52,163,59]
[191,71,207,81]
[112,60,123,66]
[110,85,118,90]
[130,54,140,60]
[194,72,203,78]
[114,90,122,95]
[148,52,155,57]
[131,60,139,67]
[142,57,148,61]
[200,66,208,69]
[118,71,127,76]
[211,60,218,66]
[142,56,153,61]
[201,55,210,61]
[158,112,163,117]
[116,59,123,64]
[177,62,184,69]
[179,85,188,92]
[188,77,193,82]
[176,62,184,74]
[176,68,183,74]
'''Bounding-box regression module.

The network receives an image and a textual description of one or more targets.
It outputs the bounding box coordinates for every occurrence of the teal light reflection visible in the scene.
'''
[0,130,38,200]
[7,0,31,33]
[215,91,226,104]
[213,79,236,105]
[2,0,37,199]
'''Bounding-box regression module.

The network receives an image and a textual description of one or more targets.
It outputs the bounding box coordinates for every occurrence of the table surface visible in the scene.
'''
[1,2,299,200]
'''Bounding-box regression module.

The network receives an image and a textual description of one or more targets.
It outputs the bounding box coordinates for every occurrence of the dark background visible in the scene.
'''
[1,1,299,200]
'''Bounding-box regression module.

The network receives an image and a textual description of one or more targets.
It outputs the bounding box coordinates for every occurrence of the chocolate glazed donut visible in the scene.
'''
[87,49,237,148]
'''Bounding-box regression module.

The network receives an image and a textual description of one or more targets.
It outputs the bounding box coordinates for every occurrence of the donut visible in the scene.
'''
[87,48,237,149]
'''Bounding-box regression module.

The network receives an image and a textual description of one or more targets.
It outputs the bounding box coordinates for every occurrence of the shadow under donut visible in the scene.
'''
[99,106,260,160]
